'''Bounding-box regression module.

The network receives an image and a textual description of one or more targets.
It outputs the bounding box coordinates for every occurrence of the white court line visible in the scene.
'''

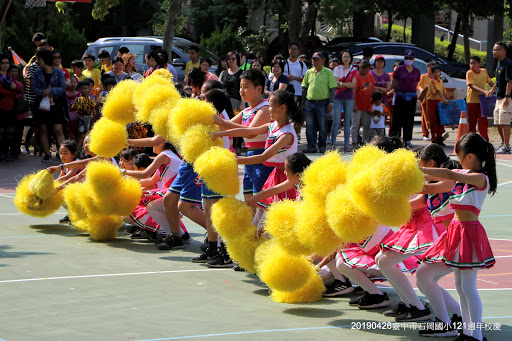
[0,268,231,284]
[0,194,15,198]
[489,238,512,241]
[477,278,499,285]
[495,255,512,258]
[497,162,512,168]
[498,180,512,187]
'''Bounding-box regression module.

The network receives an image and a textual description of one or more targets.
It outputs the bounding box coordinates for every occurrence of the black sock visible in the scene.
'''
[220,243,227,255]
[207,241,218,257]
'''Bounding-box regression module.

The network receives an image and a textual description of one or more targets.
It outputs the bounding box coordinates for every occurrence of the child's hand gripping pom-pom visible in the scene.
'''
[101,79,138,124]
[194,146,239,196]
[178,124,223,163]
[89,118,128,158]
[270,271,325,303]
[167,99,216,143]
[325,185,378,243]
[263,200,313,256]
[210,197,253,240]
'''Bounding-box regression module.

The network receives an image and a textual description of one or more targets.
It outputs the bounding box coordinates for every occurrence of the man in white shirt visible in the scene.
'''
[283,42,307,136]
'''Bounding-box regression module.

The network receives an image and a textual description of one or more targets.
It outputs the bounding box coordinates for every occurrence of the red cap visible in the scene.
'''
[375,55,385,61]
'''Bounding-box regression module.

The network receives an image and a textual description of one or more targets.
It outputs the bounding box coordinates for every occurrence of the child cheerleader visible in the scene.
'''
[214,90,299,229]
[420,133,497,341]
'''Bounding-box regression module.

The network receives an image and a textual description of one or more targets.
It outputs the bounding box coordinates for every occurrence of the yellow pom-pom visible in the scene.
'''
[63,183,89,225]
[134,84,180,123]
[168,99,216,142]
[194,146,239,196]
[263,200,313,256]
[89,118,128,158]
[254,239,273,271]
[270,271,325,303]
[295,200,345,256]
[371,148,424,198]
[87,214,123,241]
[325,185,378,243]
[28,170,55,201]
[225,229,260,274]
[150,69,175,82]
[301,151,347,203]
[95,177,142,216]
[101,79,138,124]
[210,197,253,240]
[86,160,122,197]
[258,243,315,292]
[179,124,222,163]
[364,195,412,227]
[346,144,386,178]
[147,103,173,140]
[14,173,63,218]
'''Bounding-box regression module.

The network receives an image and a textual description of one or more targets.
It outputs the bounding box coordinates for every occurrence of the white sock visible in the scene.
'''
[455,269,482,340]
[416,262,455,323]
[336,258,383,295]
[376,250,425,309]
[318,266,335,286]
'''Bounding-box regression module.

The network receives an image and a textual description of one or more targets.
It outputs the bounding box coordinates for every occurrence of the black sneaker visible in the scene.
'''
[207,254,234,268]
[42,154,51,163]
[419,317,458,337]
[157,235,186,250]
[322,279,354,297]
[190,252,211,263]
[353,286,365,295]
[124,225,139,235]
[451,314,463,332]
[358,292,391,309]
[396,305,433,322]
[453,334,470,341]
[130,229,157,240]
[182,232,191,244]
[59,215,70,224]
[233,264,245,271]
[349,292,368,306]
[383,302,409,317]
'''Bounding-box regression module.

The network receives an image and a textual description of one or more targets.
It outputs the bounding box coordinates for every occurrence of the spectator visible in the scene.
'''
[466,56,494,142]
[353,59,375,147]
[219,51,243,111]
[52,50,71,87]
[157,49,178,82]
[98,50,112,74]
[265,60,289,97]
[329,58,340,70]
[417,60,437,140]
[32,48,66,163]
[7,64,26,159]
[144,50,165,78]
[82,53,101,87]
[425,65,450,146]
[216,55,228,77]
[187,68,207,98]
[118,46,130,58]
[24,32,47,78]
[353,47,374,69]
[301,51,337,153]
[185,46,200,76]
[199,57,219,81]
[332,50,357,152]
[250,59,264,73]
[71,60,86,81]
[240,53,256,71]
[283,42,307,137]
[122,53,143,82]
[298,54,307,63]
[390,50,420,149]
[0,55,20,161]
[369,91,388,140]
[106,56,129,84]
[491,42,512,154]
[65,75,80,142]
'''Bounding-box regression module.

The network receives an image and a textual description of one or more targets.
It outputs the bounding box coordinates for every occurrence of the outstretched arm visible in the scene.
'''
[127,135,167,147]
[237,134,293,165]
[420,167,487,190]
[245,179,295,206]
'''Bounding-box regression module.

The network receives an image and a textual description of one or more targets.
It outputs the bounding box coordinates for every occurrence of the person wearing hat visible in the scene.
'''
[370,55,391,120]
[301,51,337,153]
[390,50,421,149]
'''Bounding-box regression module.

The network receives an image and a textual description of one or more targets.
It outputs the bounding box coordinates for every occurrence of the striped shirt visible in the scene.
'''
[25,62,40,104]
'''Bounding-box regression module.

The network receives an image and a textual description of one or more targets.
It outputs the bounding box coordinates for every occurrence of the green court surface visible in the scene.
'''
[0,156,511,341]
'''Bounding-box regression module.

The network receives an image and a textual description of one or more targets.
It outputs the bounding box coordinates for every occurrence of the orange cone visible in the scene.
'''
[453,110,468,154]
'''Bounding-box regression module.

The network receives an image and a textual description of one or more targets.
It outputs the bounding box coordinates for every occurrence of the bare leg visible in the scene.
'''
[178,201,206,229]
[162,191,182,235]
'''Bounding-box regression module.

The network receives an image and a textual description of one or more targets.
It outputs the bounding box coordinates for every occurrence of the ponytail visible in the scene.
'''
[270,90,300,124]
[483,140,497,195]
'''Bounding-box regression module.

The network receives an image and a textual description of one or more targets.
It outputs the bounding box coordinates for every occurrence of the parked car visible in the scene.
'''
[327,42,469,79]
[82,37,219,81]
[353,54,467,113]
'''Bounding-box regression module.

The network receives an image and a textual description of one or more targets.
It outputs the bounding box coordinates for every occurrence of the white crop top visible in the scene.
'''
[263,121,297,167]
[449,169,489,215]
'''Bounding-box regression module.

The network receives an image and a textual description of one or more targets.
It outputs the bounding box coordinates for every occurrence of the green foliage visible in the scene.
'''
[200,25,244,56]
[181,0,249,29]
[1,1,87,67]
[149,0,190,38]
[237,26,271,58]
[91,0,120,21]
[318,0,365,36]
[381,24,412,43]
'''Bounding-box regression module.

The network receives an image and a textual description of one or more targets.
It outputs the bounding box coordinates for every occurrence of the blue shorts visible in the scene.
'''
[168,163,202,205]
[201,182,223,200]
[242,149,273,195]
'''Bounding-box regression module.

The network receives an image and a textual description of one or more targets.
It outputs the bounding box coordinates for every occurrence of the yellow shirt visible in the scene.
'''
[101,63,113,74]
[418,73,433,90]
[426,78,446,101]
[82,68,102,86]
[466,68,491,103]
[185,61,200,75]
[76,74,87,81]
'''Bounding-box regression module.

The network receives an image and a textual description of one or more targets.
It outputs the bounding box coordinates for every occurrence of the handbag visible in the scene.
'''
[39,96,51,111]
[14,96,30,114]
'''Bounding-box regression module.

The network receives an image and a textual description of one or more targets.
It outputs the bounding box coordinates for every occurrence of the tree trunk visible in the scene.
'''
[386,12,393,42]
[461,13,471,64]
[447,15,461,60]
[288,0,301,43]
[300,0,319,48]
[403,18,407,43]
[162,0,182,63]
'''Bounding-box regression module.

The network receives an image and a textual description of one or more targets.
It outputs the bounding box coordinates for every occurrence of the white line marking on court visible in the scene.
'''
[497,162,512,168]
[477,278,499,285]
[498,180,512,187]
[0,194,14,198]
[495,255,512,258]
[489,238,512,241]
[0,269,231,284]
[0,213,22,215]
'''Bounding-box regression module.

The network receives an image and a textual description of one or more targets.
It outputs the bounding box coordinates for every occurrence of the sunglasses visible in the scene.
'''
[404,56,414,60]
[1,61,10,65]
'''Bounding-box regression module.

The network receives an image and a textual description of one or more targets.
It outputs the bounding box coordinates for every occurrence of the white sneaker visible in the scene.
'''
[496,142,504,151]
[442,132,450,141]
[423,136,430,141]
[496,145,511,154]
